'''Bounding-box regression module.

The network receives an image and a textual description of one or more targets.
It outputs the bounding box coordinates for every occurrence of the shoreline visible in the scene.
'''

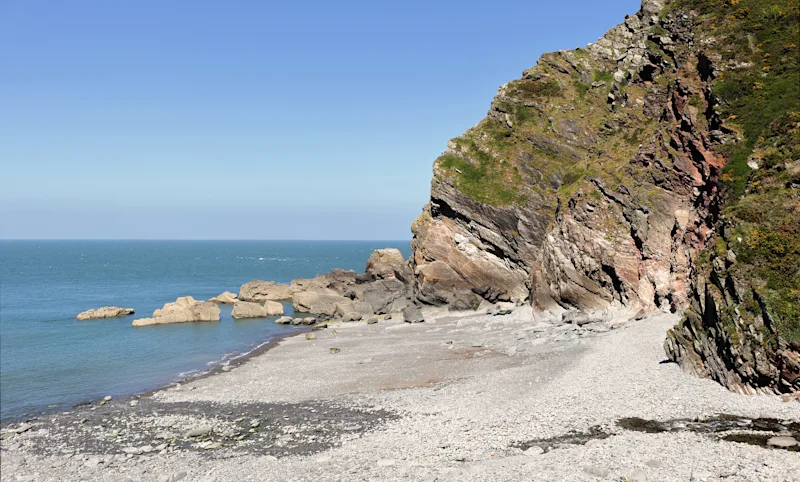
[0,323,310,426]
[2,309,798,481]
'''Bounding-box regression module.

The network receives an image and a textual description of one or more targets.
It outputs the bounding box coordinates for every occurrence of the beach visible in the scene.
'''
[2,308,798,481]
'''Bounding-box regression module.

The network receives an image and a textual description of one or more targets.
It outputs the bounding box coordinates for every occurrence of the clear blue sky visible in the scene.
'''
[0,0,639,240]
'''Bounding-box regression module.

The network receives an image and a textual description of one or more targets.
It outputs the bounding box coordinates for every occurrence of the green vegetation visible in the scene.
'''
[437,137,527,207]
[673,0,800,196]
[666,0,799,345]
[592,70,614,83]
[507,78,563,102]
[724,112,800,344]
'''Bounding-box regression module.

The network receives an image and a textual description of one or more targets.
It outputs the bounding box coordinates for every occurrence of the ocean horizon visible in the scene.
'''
[0,239,411,421]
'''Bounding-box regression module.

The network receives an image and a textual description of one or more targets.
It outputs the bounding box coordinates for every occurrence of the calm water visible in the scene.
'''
[0,240,410,421]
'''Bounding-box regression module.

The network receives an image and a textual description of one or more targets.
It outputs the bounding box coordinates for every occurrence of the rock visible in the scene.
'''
[523,446,543,456]
[276,316,293,324]
[263,300,284,316]
[334,300,374,318]
[366,316,379,324]
[231,301,267,319]
[365,248,410,280]
[766,436,798,448]
[355,272,374,283]
[76,307,134,320]
[293,290,351,316]
[186,426,213,438]
[583,466,610,478]
[303,317,317,325]
[103,395,112,401]
[629,469,647,482]
[376,459,396,467]
[402,306,425,323]
[342,312,363,322]
[305,333,316,340]
[690,471,713,481]
[209,291,238,304]
[562,310,607,326]
[239,280,292,301]
[361,279,412,314]
[330,347,341,354]
[132,297,220,327]
[159,473,187,482]
[10,423,32,434]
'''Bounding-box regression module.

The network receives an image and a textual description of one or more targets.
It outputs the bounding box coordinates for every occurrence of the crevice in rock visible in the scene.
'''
[601,264,626,303]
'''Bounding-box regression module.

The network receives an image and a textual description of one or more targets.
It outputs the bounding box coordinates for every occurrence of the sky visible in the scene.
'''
[0,0,640,240]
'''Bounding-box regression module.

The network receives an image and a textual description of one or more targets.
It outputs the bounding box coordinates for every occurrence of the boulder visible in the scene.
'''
[365,248,410,281]
[239,280,292,301]
[361,279,412,314]
[342,312,363,322]
[333,300,374,318]
[132,297,220,327]
[293,290,350,316]
[232,301,267,319]
[402,306,425,323]
[291,269,357,297]
[263,300,284,316]
[276,316,293,324]
[209,291,238,304]
[76,307,134,320]
[562,310,608,326]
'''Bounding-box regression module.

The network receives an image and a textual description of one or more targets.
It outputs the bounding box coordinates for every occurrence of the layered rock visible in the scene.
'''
[76,307,134,320]
[411,0,725,318]
[231,300,284,319]
[209,291,238,304]
[666,112,800,393]
[239,281,292,301]
[132,297,221,327]
[365,248,411,281]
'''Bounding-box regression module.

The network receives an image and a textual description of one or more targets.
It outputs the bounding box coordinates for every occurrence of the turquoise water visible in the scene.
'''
[0,240,410,421]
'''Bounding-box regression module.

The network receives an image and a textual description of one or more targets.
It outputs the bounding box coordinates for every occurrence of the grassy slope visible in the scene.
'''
[676,0,799,345]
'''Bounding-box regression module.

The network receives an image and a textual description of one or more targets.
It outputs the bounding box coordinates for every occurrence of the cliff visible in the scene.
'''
[411,0,798,392]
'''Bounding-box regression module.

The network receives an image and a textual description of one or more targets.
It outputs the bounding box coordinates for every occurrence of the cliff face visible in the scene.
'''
[411,0,799,392]
[412,0,722,314]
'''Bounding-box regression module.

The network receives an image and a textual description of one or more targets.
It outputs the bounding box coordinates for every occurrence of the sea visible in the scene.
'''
[0,240,411,422]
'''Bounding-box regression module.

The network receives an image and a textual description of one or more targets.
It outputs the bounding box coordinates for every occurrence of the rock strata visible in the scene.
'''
[132,297,220,327]
[76,307,134,320]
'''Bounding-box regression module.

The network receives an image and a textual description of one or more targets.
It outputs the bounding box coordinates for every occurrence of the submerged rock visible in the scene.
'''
[132,297,220,327]
[76,307,134,320]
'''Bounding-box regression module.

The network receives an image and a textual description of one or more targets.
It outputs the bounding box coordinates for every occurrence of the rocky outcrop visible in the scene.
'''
[361,279,413,314]
[411,0,719,316]
[232,301,266,319]
[365,248,411,281]
[231,300,284,319]
[239,281,292,301]
[76,307,134,320]
[293,290,350,317]
[209,292,238,304]
[410,0,798,393]
[666,112,800,394]
[132,297,221,327]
